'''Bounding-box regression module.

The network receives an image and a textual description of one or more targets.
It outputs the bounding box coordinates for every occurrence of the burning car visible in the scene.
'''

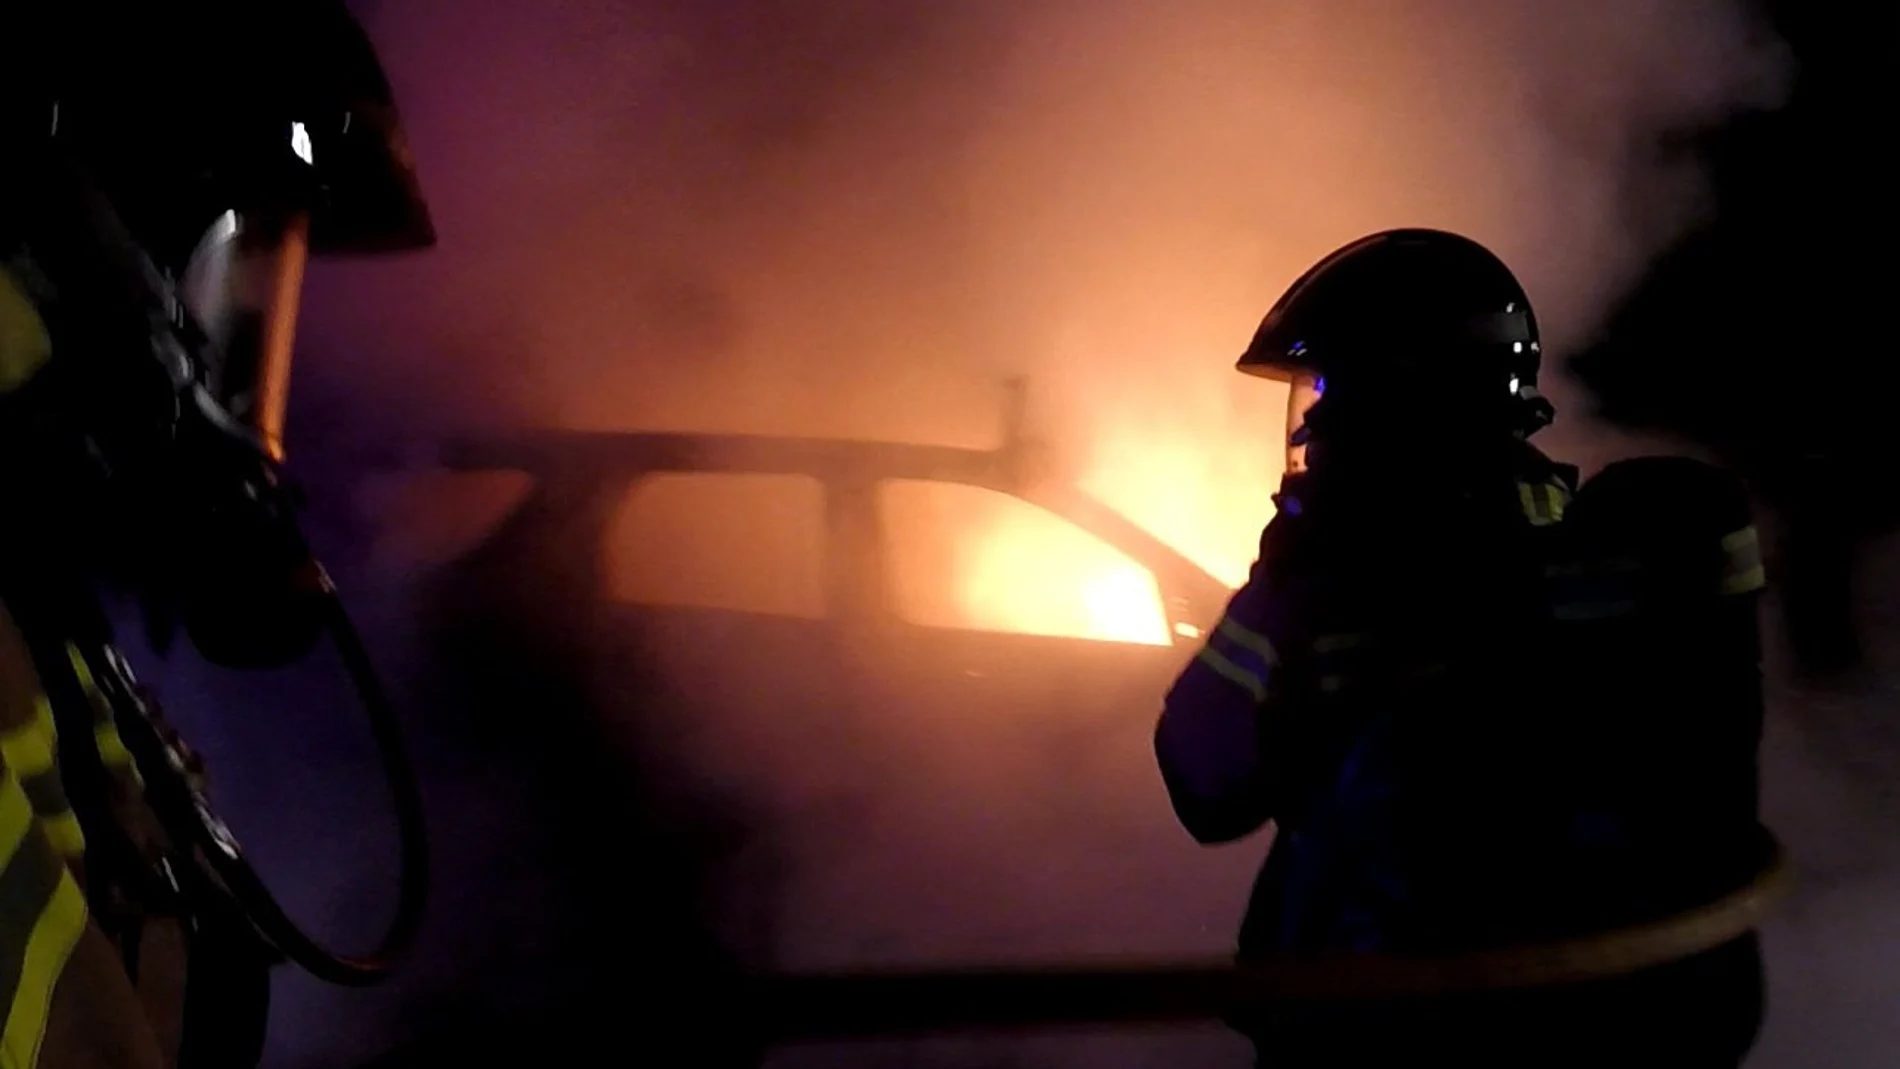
[388,394,1262,999]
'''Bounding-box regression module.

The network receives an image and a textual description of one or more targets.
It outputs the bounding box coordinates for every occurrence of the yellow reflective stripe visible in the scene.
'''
[1720,526,1766,594]
[0,700,56,782]
[0,779,32,868]
[1544,482,1568,522]
[63,645,114,729]
[0,266,53,396]
[3,872,85,1069]
[0,770,88,1069]
[61,646,96,703]
[93,723,133,771]
[1215,618,1278,666]
[1196,646,1266,702]
[1517,481,1566,526]
[1512,480,1573,527]
[65,645,141,781]
[15,764,84,860]
[35,813,83,861]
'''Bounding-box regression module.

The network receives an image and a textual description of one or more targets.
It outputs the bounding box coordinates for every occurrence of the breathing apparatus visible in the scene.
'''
[0,0,433,995]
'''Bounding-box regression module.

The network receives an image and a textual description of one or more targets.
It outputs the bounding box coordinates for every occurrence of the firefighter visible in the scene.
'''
[0,3,433,1066]
[1154,229,1769,1066]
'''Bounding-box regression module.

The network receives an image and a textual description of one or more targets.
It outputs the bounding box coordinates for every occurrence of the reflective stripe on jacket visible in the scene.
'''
[0,604,173,1069]
[1156,467,1575,848]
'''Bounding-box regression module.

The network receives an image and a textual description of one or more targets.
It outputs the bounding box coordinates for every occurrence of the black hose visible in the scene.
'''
[104,575,430,987]
[201,576,429,986]
[745,841,1791,1040]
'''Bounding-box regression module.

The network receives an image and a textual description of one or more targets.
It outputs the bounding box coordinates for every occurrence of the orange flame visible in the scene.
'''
[896,414,1284,646]
[882,480,1171,645]
[1076,396,1288,593]
[953,508,1173,646]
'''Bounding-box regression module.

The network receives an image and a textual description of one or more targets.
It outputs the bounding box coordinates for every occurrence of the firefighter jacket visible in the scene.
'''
[1155,446,1769,953]
[0,256,185,1069]
[1154,446,1770,1063]
[0,604,184,1069]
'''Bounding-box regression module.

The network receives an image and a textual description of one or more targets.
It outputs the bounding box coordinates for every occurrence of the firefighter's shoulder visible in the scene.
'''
[1566,456,1764,599]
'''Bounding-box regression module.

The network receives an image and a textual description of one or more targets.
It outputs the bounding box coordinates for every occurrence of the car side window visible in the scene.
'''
[876,479,1169,645]
[605,472,827,619]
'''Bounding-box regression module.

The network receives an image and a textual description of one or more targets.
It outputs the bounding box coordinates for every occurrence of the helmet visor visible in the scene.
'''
[179,209,310,461]
[1284,371,1324,475]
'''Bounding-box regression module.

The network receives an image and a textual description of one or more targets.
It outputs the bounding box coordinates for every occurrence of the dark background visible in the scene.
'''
[1574,0,1900,680]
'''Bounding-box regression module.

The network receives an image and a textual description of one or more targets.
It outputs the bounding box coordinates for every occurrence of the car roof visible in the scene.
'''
[435,427,1232,614]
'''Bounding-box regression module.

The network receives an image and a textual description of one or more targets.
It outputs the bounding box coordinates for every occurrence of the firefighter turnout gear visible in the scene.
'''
[1157,229,1771,1067]
[0,266,185,1069]
[0,608,180,1069]
[1158,452,1771,1066]
[0,3,435,1065]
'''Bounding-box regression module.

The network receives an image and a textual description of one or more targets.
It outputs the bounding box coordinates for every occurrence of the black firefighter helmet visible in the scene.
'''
[1239,229,1553,475]
[8,0,435,458]
[2,0,435,668]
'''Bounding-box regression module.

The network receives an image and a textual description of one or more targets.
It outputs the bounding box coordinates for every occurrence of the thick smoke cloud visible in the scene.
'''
[257,1,1799,1066]
[306,0,1784,582]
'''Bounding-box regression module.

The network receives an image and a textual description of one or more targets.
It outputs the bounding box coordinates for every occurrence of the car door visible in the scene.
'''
[588,467,869,961]
[765,476,1262,972]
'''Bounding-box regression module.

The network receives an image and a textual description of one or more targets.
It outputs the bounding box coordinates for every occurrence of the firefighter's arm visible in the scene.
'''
[1153,559,1290,845]
[0,607,167,1069]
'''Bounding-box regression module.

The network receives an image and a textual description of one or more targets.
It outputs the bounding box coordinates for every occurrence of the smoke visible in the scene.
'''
[272,1,1791,1065]
[304,0,1785,579]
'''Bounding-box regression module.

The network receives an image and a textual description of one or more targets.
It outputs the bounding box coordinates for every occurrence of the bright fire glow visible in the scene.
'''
[882,481,1171,646]
[1077,409,1287,592]
[959,528,1171,646]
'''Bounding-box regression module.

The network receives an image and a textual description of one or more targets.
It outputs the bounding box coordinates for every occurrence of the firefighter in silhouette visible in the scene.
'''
[1154,229,1770,1066]
[0,3,434,1066]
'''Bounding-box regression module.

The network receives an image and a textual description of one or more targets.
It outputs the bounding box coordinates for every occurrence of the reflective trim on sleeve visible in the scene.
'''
[0,772,88,1069]
[1194,646,1266,703]
[0,779,33,871]
[32,814,83,863]
[0,701,55,784]
[61,648,95,704]
[66,645,140,781]
[15,772,82,861]
[1720,526,1766,595]
[1187,615,1280,702]
[0,268,53,396]
[92,724,133,773]
[1517,480,1568,527]
[1215,617,1279,667]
